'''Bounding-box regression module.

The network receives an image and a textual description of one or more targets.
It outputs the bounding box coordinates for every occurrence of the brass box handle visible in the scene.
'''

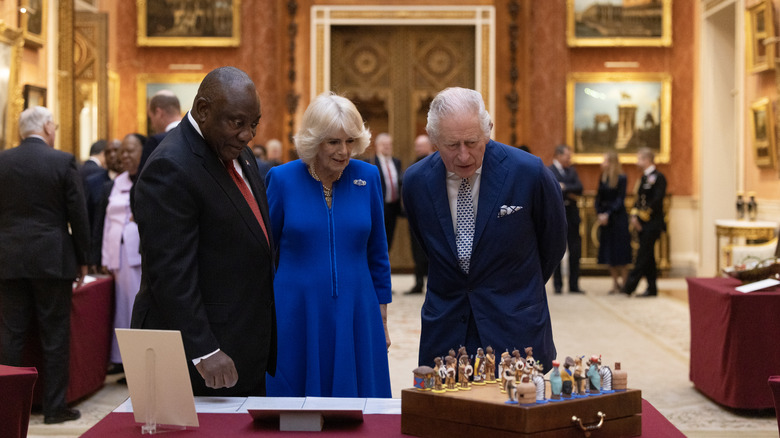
[571,411,606,437]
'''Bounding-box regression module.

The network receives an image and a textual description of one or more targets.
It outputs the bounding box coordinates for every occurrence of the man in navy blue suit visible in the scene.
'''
[403,87,566,372]
[548,144,584,294]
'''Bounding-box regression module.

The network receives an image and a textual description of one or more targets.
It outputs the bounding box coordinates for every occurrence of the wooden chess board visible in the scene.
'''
[401,384,642,438]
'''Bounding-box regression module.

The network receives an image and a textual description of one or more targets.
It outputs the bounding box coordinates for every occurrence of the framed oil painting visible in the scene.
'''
[746,0,776,73]
[137,0,241,47]
[566,72,671,164]
[19,0,44,48]
[136,73,204,136]
[567,0,672,47]
[23,84,46,109]
[750,97,776,168]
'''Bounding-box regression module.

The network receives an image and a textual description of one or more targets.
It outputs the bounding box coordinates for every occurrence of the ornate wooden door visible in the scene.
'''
[330,25,475,272]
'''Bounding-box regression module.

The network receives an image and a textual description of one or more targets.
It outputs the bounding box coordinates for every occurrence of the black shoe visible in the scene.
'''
[554,289,562,294]
[635,291,657,298]
[405,287,423,295]
[117,377,127,385]
[44,408,81,424]
[106,363,124,375]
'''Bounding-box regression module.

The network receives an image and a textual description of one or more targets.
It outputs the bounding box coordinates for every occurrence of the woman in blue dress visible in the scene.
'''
[265,92,392,398]
[596,151,632,294]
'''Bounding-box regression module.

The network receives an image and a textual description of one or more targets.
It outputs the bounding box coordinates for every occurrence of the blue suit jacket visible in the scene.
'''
[402,140,566,371]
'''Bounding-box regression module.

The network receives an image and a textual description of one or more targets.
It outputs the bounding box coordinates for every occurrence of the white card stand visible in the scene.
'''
[116,329,199,434]
[279,411,325,431]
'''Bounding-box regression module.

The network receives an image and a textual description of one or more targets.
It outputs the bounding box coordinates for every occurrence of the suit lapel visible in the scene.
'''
[182,117,271,254]
[427,155,459,260]
[238,152,273,252]
[473,141,508,249]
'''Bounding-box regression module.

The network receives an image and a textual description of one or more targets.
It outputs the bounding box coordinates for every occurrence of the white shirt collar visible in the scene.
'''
[552,159,565,173]
[644,164,656,176]
[165,120,180,132]
[446,165,482,183]
[187,111,203,139]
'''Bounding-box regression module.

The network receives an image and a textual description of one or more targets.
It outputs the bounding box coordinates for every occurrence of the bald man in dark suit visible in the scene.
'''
[132,67,276,396]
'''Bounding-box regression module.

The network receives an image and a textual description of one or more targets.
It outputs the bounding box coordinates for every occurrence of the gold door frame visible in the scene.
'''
[310,5,496,120]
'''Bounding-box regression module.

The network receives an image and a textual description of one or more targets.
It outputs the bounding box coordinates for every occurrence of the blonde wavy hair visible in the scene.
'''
[294,92,371,163]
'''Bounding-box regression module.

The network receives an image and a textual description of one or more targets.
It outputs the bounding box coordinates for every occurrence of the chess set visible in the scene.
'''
[401,347,641,438]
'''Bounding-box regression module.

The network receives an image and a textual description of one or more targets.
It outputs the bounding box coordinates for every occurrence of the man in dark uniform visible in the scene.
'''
[548,144,584,294]
[623,147,667,297]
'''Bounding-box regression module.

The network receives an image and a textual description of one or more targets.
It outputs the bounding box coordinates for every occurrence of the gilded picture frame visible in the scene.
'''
[566,72,671,164]
[137,0,241,47]
[750,97,776,168]
[0,26,23,151]
[566,0,672,47]
[746,0,776,73]
[136,73,204,135]
[19,0,44,48]
[23,84,46,109]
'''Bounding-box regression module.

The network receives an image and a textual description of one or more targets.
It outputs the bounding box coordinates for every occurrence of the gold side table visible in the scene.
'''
[715,219,778,275]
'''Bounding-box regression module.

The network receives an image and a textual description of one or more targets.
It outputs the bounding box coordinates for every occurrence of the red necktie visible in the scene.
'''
[224,160,269,244]
[385,159,396,202]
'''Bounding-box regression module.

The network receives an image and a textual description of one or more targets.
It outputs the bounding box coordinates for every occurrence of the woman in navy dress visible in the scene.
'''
[265,92,392,397]
[596,151,632,294]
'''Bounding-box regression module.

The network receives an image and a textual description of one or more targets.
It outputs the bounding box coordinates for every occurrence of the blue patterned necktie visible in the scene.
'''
[456,178,475,274]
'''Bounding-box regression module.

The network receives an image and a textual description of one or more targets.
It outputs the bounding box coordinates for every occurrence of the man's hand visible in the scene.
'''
[195,351,238,389]
[75,265,88,289]
[597,213,609,226]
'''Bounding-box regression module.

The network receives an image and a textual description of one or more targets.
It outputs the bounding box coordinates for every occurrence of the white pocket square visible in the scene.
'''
[498,205,523,218]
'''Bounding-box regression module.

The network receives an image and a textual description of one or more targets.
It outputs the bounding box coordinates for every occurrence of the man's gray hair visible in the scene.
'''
[426,87,491,145]
[19,106,52,139]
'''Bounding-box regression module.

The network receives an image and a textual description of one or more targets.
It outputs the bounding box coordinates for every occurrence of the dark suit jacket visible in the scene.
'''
[79,159,104,185]
[84,170,111,241]
[0,137,90,279]
[633,168,667,232]
[131,115,277,396]
[371,155,402,205]
[138,131,167,174]
[402,140,566,371]
[548,163,583,209]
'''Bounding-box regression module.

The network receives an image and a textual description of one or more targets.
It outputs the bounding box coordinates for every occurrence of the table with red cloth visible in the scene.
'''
[81,399,683,437]
[0,276,113,405]
[0,365,37,438]
[688,277,780,409]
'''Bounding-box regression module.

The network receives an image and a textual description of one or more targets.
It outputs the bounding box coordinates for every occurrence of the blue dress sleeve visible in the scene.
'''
[365,166,392,304]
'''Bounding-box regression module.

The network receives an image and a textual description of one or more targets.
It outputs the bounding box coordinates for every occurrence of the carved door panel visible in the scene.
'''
[331,25,475,272]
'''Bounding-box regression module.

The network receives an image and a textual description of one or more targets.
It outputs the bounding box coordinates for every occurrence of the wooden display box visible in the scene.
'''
[402,386,642,438]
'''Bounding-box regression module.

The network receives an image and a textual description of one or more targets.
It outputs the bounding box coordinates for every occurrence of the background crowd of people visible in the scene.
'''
[0,67,667,425]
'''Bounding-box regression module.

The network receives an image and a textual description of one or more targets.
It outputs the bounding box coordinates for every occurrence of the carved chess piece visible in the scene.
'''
[586,355,601,394]
[516,375,536,405]
[485,345,496,383]
[473,348,486,385]
[612,362,628,391]
[549,360,562,400]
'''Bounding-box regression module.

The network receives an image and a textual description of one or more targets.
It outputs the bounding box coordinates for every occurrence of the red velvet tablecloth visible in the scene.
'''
[688,277,780,409]
[0,365,38,438]
[0,277,114,405]
[81,400,683,437]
